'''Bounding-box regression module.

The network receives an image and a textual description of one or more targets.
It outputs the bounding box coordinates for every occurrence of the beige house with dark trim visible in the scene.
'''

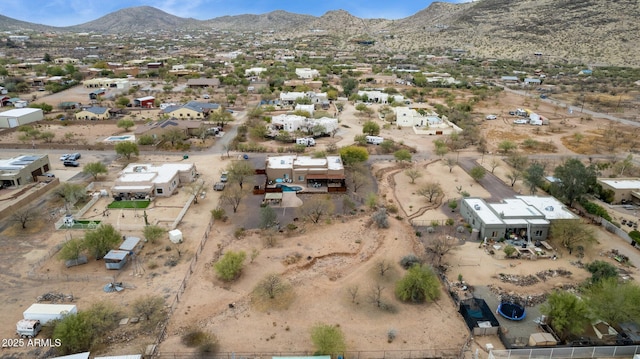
[111,163,197,199]
[265,155,345,185]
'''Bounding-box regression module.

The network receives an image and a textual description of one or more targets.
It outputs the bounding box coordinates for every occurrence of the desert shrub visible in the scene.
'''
[629,230,640,244]
[579,200,612,221]
[372,208,389,228]
[586,260,618,283]
[503,245,516,258]
[445,218,455,226]
[310,324,347,356]
[234,227,245,239]
[138,134,155,145]
[400,254,422,269]
[386,204,399,214]
[132,295,166,329]
[214,250,246,281]
[210,207,226,220]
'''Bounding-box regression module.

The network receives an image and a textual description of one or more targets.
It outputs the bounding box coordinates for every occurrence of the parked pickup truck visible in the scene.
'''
[213,182,226,191]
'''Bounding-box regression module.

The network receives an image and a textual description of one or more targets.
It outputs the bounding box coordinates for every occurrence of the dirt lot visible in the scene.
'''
[1,87,639,358]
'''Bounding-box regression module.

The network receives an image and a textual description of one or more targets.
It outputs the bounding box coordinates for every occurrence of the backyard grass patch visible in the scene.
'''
[108,200,151,209]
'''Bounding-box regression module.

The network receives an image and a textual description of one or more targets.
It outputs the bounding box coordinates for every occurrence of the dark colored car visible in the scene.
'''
[63,160,80,167]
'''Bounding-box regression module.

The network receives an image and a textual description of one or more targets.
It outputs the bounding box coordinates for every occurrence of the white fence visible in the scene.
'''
[489,345,640,359]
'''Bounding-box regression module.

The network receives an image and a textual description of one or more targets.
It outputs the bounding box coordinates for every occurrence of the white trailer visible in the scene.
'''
[23,303,77,324]
[296,137,316,146]
[366,135,384,145]
[16,319,41,338]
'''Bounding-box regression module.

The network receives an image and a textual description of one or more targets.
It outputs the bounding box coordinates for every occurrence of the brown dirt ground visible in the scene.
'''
[1,88,639,358]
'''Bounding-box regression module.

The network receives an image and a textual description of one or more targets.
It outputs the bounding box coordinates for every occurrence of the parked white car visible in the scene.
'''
[486,115,497,120]
[514,119,528,124]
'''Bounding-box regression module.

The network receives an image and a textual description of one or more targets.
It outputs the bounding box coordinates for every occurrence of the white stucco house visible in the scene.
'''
[245,67,267,76]
[357,90,404,104]
[295,68,320,79]
[111,163,198,199]
[295,104,315,116]
[280,92,307,105]
[270,114,338,135]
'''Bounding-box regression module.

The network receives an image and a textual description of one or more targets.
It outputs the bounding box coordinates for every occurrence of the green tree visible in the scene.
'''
[82,162,108,180]
[341,77,358,97]
[115,141,139,160]
[524,162,546,195]
[584,278,640,325]
[395,264,441,303]
[58,238,85,261]
[310,324,347,356]
[394,149,412,162]
[115,96,131,108]
[116,119,135,131]
[585,260,618,283]
[143,225,166,244]
[214,250,246,281]
[550,219,596,255]
[28,102,53,113]
[469,166,486,182]
[209,109,234,128]
[260,206,278,229]
[84,224,121,260]
[52,313,93,355]
[552,158,597,207]
[339,146,369,166]
[541,291,591,342]
[362,120,380,135]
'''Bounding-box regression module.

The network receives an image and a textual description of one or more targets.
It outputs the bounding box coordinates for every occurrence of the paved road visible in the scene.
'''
[457,157,518,202]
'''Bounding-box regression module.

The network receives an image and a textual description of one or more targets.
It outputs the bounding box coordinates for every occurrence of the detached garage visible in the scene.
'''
[0,108,43,128]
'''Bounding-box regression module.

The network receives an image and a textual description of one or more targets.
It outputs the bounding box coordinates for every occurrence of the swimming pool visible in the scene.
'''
[276,184,303,192]
[104,135,136,142]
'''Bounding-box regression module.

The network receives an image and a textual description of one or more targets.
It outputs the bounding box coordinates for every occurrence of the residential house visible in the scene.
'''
[357,90,404,104]
[161,101,220,120]
[597,178,640,204]
[0,154,51,187]
[501,76,520,84]
[245,67,267,77]
[83,78,129,89]
[265,155,345,188]
[524,78,542,86]
[270,114,338,135]
[295,104,315,116]
[295,68,320,79]
[460,196,579,242]
[280,92,306,105]
[75,107,110,120]
[111,162,198,199]
[134,119,213,138]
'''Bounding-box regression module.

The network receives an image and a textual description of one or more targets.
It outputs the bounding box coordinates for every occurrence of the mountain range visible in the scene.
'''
[2,0,639,67]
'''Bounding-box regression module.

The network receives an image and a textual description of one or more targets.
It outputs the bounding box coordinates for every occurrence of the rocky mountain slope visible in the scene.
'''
[1,1,639,66]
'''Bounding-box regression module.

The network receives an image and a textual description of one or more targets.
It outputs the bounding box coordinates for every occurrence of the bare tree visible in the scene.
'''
[11,208,36,229]
[444,157,457,173]
[220,183,247,213]
[506,170,522,187]
[417,182,443,203]
[347,285,359,303]
[404,168,422,184]
[425,235,458,267]
[377,260,392,276]
[297,195,335,223]
[368,284,385,308]
[259,273,285,299]
[349,163,370,193]
[489,157,501,174]
[184,180,206,204]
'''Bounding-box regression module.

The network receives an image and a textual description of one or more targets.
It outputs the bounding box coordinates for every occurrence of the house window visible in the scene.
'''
[172,180,176,186]
[156,188,163,194]
[298,175,304,181]
[491,231,498,237]
[534,230,543,237]
[283,173,289,179]
[472,219,475,225]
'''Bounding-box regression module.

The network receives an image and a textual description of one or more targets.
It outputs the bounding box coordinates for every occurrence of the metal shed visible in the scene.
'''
[103,250,129,270]
[119,236,141,252]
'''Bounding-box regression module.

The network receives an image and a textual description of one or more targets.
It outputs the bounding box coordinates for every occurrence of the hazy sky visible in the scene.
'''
[3,0,474,27]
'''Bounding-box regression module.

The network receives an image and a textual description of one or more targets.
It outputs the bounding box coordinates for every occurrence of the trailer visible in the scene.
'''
[16,319,41,338]
[296,137,316,147]
[23,303,77,324]
[365,135,384,145]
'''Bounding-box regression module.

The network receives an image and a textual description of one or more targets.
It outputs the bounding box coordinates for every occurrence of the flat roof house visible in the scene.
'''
[111,163,197,199]
[0,154,51,188]
[460,195,578,242]
[265,155,345,190]
[597,178,640,204]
